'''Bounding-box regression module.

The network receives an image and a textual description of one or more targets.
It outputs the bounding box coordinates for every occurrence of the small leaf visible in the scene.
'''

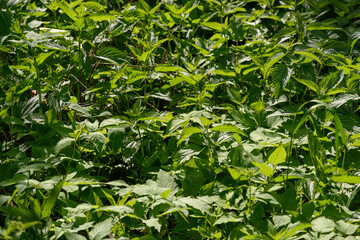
[160,189,172,199]
[273,215,291,228]
[82,1,106,11]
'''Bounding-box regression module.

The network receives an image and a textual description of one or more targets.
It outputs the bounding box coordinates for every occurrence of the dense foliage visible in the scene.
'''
[1,0,360,239]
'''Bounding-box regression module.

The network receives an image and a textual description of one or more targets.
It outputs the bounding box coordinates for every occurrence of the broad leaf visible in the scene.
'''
[89,218,113,240]
[268,145,286,165]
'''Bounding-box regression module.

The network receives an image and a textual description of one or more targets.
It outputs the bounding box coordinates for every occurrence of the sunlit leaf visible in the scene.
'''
[251,161,273,177]
[268,146,286,165]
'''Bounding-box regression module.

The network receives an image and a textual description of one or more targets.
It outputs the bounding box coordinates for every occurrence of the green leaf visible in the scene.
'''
[264,52,286,78]
[211,69,236,77]
[142,218,161,232]
[283,223,311,239]
[36,52,54,65]
[0,11,11,36]
[335,220,358,235]
[268,146,286,165]
[118,188,133,205]
[96,47,127,64]
[331,175,360,184]
[182,168,204,196]
[54,0,78,21]
[94,205,133,214]
[89,218,113,240]
[160,189,172,199]
[307,23,339,31]
[45,109,57,125]
[178,197,210,214]
[294,51,322,65]
[281,183,297,211]
[333,112,348,147]
[271,63,290,99]
[352,138,360,147]
[54,138,75,155]
[82,1,106,11]
[311,217,335,233]
[64,233,87,240]
[88,132,106,155]
[68,103,91,117]
[155,64,183,72]
[202,22,223,32]
[41,180,64,219]
[320,70,344,92]
[273,215,291,228]
[294,77,320,93]
[0,206,40,222]
[157,170,177,190]
[214,213,243,225]
[88,13,112,22]
[251,161,273,177]
[177,127,203,146]
[101,189,116,206]
[227,167,241,180]
[211,125,245,136]
[302,201,315,219]
[138,0,150,12]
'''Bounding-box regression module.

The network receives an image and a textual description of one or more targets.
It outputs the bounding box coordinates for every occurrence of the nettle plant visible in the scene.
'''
[1,0,360,239]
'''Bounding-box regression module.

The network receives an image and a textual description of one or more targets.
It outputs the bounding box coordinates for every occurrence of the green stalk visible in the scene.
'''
[78,29,82,101]
[33,51,42,114]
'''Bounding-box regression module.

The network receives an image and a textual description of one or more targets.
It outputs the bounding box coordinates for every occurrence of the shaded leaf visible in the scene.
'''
[177,127,203,146]
[271,63,290,99]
